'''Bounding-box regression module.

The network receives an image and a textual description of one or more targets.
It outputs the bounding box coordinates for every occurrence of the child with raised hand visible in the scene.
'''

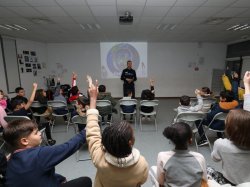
[207,71,250,185]
[177,89,203,114]
[157,122,207,187]
[86,75,148,187]
[3,119,92,187]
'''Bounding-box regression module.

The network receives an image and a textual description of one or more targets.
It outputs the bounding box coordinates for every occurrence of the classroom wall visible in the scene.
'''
[0,38,48,97]
[47,42,227,97]
[0,39,226,98]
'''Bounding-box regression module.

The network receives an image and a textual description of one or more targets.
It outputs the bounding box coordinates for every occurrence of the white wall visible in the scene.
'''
[47,42,226,97]
[0,38,48,97]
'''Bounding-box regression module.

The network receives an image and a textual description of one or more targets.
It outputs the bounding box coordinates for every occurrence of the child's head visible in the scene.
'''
[3,119,41,150]
[163,122,192,149]
[77,96,90,109]
[15,87,25,97]
[220,90,234,102]
[98,85,106,93]
[225,109,250,149]
[35,89,46,99]
[201,87,212,96]
[179,95,190,106]
[71,86,79,96]
[126,90,132,97]
[11,99,25,110]
[102,121,134,158]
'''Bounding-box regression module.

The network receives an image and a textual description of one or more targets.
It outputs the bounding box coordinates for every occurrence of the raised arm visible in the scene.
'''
[86,76,104,165]
[72,72,77,87]
[243,71,250,111]
[25,83,37,110]
[189,89,203,112]
[150,79,155,94]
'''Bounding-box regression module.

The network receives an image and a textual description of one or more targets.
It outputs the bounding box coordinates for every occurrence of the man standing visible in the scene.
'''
[121,60,137,98]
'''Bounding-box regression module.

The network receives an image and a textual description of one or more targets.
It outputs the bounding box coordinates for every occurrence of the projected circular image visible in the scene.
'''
[107,43,140,75]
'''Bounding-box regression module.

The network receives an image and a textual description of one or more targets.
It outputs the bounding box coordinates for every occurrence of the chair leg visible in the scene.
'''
[204,132,212,151]
[154,116,157,131]
[194,132,199,152]
[140,115,142,131]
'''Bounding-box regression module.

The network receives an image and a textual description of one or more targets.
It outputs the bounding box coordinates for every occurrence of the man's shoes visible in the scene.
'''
[197,139,208,146]
[47,139,56,146]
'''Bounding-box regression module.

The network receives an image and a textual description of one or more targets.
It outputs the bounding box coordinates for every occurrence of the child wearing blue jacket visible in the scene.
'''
[3,119,91,187]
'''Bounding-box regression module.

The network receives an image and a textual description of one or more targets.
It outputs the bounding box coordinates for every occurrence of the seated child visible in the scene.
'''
[140,79,155,113]
[11,83,56,146]
[207,71,250,185]
[72,95,90,132]
[120,90,136,120]
[177,89,203,114]
[196,89,239,146]
[86,75,148,186]
[3,119,92,187]
[156,122,207,187]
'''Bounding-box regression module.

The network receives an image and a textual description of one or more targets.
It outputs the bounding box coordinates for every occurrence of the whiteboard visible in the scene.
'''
[1,36,21,93]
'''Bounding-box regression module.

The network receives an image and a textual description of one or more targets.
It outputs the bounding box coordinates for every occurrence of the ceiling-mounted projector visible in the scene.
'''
[119,11,133,24]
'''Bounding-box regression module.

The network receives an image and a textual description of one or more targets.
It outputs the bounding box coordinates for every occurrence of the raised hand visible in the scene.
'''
[33,83,38,88]
[72,72,77,79]
[87,75,98,109]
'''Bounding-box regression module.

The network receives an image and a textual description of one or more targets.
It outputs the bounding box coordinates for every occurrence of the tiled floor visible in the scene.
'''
[51,98,222,187]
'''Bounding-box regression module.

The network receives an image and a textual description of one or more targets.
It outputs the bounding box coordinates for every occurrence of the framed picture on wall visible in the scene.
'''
[37,63,41,69]
[23,51,29,55]
[30,51,36,56]
[25,63,31,68]
[24,56,29,62]
[26,68,32,72]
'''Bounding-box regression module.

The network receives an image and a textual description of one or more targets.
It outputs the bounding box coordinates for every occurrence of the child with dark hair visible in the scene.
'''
[68,72,80,102]
[33,88,52,116]
[11,87,28,105]
[11,83,56,146]
[120,90,136,120]
[156,122,207,187]
[86,75,148,187]
[177,89,203,114]
[97,84,117,122]
[207,71,250,185]
[196,88,239,146]
[140,79,155,115]
[3,119,92,187]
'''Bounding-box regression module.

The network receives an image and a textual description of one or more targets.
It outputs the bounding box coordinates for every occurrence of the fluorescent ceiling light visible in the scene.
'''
[226,24,239,30]
[234,24,248,30]
[0,25,12,30]
[5,24,20,30]
[14,24,28,30]
[227,24,250,31]
[95,24,101,29]
[80,24,85,30]
[241,26,250,30]
[87,24,92,29]
[203,17,230,25]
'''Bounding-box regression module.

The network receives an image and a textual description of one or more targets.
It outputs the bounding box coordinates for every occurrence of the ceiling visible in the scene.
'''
[0,0,250,43]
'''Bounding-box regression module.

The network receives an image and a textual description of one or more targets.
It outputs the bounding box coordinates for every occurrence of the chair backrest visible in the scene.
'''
[96,100,112,107]
[208,112,227,128]
[71,115,86,125]
[48,100,67,109]
[31,101,46,108]
[175,112,206,123]
[119,99,137,106]
[140,100,159,107]
[4,115,30,123]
